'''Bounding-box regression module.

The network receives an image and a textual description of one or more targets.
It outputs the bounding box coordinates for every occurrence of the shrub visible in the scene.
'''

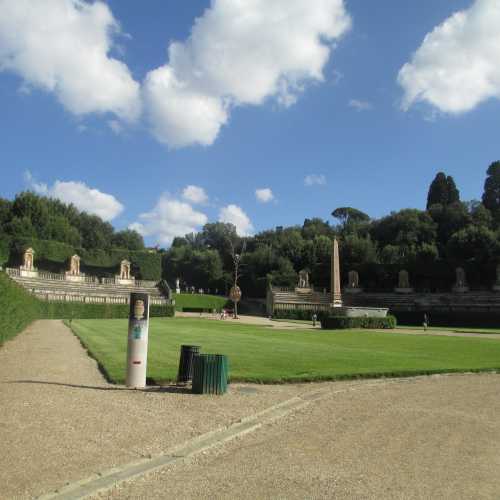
[272,309,320,321]
[321,315,397,330]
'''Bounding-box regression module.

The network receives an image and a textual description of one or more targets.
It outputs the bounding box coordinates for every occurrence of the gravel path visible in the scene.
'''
[99,373,500,500]
[0,320,319,499]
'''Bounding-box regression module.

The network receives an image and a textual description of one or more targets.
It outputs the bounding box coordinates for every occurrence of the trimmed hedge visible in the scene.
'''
[8,238,162,280]
[272,309,320,321]
[173,293,229,312]
[0,271,174,346]
[0,272,45,345]
[43,302,175,319]
[321,314,397,330]
[0,235,10,267]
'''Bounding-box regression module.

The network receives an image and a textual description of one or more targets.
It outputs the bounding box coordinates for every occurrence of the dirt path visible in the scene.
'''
[99,373,500,500]
[0,321,321,499]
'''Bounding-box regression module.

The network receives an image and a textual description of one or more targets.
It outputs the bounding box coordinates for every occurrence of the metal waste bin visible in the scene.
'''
[192,354,229,395]
[177,345,201,384]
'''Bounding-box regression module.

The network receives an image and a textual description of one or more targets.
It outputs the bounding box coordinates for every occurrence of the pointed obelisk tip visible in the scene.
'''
[331,237,342,307]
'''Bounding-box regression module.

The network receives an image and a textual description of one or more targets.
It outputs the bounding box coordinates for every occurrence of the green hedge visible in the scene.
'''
[272,309,320,320]
[173,293,229,312]
[0,272,45,345]
[8,238,162,280]
[43,302,175,319]
[320,314,397,330]
[0,235,10,267]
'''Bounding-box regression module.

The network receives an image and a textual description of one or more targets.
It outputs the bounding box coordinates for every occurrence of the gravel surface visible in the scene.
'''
[99,373,500,500]
[0,320,318,499]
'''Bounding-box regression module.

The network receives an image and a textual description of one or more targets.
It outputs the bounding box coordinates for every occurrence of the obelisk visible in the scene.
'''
[331,238,342,307]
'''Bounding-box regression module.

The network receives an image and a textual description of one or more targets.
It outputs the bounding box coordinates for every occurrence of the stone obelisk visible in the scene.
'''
[331,238,342,307]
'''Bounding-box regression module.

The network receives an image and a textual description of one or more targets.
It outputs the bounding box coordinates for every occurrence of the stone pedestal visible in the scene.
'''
[394,287,414,294]
[65,273,85,283]
[20,268,38,278]
[452,286,469,293]
[344,287,363,294]
[116,277,135,286]
[492,284,500,292]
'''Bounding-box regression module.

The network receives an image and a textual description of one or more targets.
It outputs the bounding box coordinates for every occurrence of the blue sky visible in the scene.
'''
[1,0,499,246]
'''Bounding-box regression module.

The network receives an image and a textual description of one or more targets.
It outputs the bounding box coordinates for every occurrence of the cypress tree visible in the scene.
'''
[446,175,460,204]
[482,161,500,219]
[426,172,449,209]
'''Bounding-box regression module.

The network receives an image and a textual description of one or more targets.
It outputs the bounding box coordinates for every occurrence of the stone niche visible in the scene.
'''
[19,247,39,278]
[394,269,413,294]
[345,270,362,294]
[116,259,135,285]
[65,254,85,282]
[452,267,469,293]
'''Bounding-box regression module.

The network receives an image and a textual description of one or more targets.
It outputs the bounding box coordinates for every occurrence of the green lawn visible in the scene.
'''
[69,317,500,384]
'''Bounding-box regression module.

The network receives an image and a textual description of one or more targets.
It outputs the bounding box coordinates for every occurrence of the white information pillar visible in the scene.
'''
[126,292,150,388]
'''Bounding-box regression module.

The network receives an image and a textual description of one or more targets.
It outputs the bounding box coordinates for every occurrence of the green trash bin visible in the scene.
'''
[192,354,229,395]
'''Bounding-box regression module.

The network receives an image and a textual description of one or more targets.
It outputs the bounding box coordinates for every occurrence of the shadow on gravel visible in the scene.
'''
[5,380,193,394]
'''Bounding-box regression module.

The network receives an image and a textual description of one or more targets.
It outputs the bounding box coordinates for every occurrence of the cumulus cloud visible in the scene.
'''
[348,99,372,112]
[182,185,209,204]
[25,171,124,221]
[143,0,351,148]
[255,188,274,203]
[219,204,254,236]
[398,0,500,114]
[130,195,208,245]
[0,0,141,122]
[304,174,327,187]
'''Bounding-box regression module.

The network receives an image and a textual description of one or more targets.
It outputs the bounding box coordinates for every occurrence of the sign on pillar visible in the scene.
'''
[126,293,150,388]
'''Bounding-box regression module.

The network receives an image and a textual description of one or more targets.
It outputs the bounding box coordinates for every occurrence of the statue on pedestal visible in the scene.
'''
[175,278,181,294]
[20,247,38,277]
[22,248,35,270]
[345,270,362,294]
[453,267,469,293]
[395,270,413,293]
[297,270,310,289]
[120,260,131,280]
[65,254,85,282]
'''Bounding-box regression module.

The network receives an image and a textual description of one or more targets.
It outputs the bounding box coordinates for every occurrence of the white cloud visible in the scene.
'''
[25,171,123,221]
[143,0,351,148]
[348,99,372,112]
[182,185,209,204]
[130,195,208,245]
[219,204,254,236]
[255,188,274,203]
[304,174,327,187]
[0,0,141,122]
[398,0,500,114]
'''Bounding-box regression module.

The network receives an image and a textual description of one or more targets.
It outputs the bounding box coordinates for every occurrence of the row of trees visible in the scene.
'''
[163,162,500,295]
[0,192,145,251]
[1,162,499,295]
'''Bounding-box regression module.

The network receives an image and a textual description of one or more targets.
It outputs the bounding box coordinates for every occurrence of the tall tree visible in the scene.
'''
[482,161,500,221]
[427,172,460,209]
[331,207,370,233]
[446,175,460,204]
